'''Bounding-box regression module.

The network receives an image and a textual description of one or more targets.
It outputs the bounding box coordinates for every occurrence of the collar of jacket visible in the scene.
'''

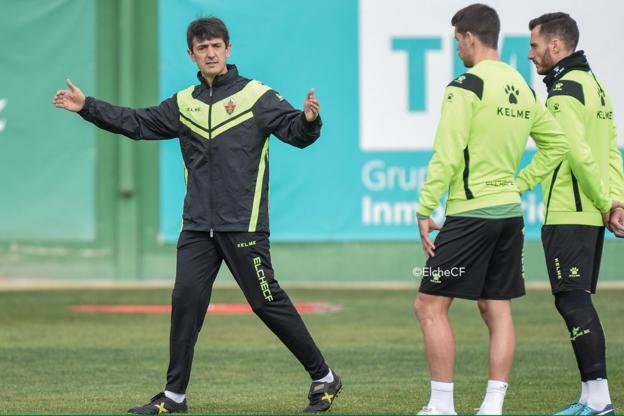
[196,64,239,91]
[543,50,591,90]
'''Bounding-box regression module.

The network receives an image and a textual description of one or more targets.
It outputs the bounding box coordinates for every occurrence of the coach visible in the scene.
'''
[53,16,341,415]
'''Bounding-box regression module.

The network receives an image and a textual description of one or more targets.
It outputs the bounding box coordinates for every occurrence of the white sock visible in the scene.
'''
[314,369,334,383]
[586,379,611,410]
[477,380,508,415]
[579,381,589,404]
[164,390,186,403]
[427,380,455,414]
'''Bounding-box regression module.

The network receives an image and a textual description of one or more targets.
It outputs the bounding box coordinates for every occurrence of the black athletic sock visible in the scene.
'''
[554,290,607,381]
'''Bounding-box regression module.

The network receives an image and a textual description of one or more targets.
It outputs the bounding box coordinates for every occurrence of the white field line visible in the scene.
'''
[1,278,624,291]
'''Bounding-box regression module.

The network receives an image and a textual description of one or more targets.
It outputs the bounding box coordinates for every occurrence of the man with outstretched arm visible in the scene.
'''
[53,16,341,415]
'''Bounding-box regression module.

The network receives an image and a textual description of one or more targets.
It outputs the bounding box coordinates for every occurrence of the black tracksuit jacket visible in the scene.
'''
[79,64,322,233]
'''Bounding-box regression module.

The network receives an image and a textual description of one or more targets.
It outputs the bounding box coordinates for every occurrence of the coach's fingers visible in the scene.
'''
[308,101,320,113]
[53,90,68,105]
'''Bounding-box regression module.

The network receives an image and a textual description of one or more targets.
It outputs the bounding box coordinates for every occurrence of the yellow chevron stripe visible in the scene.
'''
[212,111,254,139]
[211,80,271,127]
[179,116,210,139]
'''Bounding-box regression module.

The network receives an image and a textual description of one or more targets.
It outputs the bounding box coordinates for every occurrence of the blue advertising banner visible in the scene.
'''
[158,0,622,242]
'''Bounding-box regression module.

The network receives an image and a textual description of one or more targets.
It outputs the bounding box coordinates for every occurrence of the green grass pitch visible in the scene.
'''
[1,287,622,414]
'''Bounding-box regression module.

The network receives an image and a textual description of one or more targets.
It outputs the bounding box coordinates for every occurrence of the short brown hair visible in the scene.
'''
[451,4,500,49]
[186,17,230,50]
[528,13,579,50]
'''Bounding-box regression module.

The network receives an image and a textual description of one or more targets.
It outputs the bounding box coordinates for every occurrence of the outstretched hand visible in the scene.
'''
[304,88,320,122]
[53,79,86,112]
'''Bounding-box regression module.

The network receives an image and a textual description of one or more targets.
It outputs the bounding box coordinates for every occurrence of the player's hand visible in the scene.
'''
[303,88,320,122]
[53,79,86,112]
[418,217,442,258]
[609,208,624,237]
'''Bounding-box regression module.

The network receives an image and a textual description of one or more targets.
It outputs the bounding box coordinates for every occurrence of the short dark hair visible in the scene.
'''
[451,4,500,49]
[186,17,230,50]
[528,13,579,50]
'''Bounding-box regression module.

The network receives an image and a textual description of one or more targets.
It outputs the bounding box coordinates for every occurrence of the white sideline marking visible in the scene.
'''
[1,279,624,291]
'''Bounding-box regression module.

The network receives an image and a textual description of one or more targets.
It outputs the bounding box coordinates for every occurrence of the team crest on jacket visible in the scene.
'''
[224,99,237,115]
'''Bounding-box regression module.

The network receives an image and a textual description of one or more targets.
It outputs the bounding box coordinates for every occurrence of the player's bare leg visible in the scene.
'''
[476,299,515,415]
[414,293,456,415]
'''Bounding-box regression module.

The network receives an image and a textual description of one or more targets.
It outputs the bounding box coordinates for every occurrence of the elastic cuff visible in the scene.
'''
[78,96,93,117]
[417,206,433,217]
[302,112,322,128]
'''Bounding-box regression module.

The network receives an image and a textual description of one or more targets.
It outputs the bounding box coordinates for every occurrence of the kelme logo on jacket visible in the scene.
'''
[224,98,237,115]
[496,85,530,120]
[504,85,519,104]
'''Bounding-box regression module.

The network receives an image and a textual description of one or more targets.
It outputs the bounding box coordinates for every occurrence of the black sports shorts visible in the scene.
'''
[419,216,525,300]
[542,224,604,294]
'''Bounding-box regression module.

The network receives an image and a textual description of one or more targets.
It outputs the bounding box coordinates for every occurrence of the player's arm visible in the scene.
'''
[515,97,569,192]
[416,81,474,257]
[417,84,474,218]
[254,88,321,149]
[608,122,624,207]
[53,79,179,140]
[545,84,610,212]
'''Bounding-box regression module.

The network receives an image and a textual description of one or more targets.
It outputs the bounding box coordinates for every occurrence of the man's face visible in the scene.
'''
[455,29,474,68]
[188,37,231,78]
[528,26,555,75]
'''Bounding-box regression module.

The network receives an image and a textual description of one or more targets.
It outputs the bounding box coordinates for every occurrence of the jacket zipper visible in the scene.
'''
[208,86,214,238]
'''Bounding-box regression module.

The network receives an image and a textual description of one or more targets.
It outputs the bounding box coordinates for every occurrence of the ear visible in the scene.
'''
[187,48,195,61]
[550,38,561,54]
[226,43,232,58]
[465,31,477,46]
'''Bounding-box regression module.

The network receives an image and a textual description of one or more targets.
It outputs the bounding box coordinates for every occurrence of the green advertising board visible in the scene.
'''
[0,0,96,241]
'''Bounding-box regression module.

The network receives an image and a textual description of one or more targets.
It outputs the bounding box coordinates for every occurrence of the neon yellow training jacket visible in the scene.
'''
[417,60,568,218]
[530,51,624,226]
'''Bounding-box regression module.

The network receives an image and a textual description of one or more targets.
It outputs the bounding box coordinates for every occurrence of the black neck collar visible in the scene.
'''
[544,51,590,90]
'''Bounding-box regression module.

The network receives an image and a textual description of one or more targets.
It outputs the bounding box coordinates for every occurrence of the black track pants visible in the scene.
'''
[165,230,329,393]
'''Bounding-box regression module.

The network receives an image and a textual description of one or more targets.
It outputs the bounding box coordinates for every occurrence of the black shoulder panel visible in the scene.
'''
[548,80,585,105]
[448,73,484,100]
